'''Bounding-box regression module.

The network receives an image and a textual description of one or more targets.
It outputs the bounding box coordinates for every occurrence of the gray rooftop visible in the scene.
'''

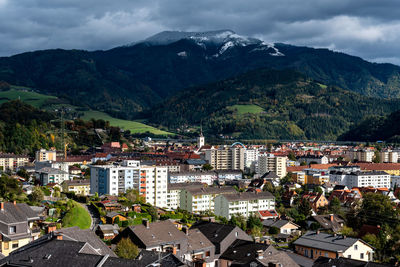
[168,182,204,191]
[293,231,368,253]
[36,167,68,175]
[184,186,236,195]
[223,191,274,202]
[0,202,40,224]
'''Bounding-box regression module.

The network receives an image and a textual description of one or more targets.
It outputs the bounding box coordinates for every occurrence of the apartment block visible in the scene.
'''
[169,171,217,185]
[257,154,287,178]
[345,149,374,162]
[180,186,236,213]
[330,170,390,188]
[214,191,275,219]
[35,149,57,162]
[90,161,168,208]
[0,154,29,171]
[204,147,245,171]
[167,183,203,210]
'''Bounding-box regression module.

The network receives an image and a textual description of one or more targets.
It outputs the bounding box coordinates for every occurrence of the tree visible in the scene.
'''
[115,238,139,259]
[202,163,213,171]
[358,193,399,228]
[329,196,341,214]
[148,206,158,222]
[31,187,44,203]
[247,215,262,230]
[298,200,312,219]
[373,151,381,163]
[16,168,29,180]
[313,186,323,194]
[269,226,279,235]
[287,152,296,161]
[125,189,139,204]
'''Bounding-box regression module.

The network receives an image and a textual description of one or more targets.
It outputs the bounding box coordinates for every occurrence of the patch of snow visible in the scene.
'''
[177,51,187,57]
[251,42,285,56]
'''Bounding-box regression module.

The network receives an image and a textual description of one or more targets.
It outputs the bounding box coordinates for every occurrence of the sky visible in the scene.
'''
[1,0,400,65]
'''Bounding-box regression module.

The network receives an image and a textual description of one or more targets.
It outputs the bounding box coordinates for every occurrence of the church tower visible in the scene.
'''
[197,126,205,149]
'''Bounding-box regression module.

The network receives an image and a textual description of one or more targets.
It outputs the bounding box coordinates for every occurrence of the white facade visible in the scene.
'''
[379,151,399,163]
[345,150,374,162]
[169,172,216,185]
[257,154,287,178]
[0,154,29,171]
[90,162,169,208]
[298,155,329,165]
[204,147,245,171]
[244,148,259,169]
[330,171,390,188]
[214,192,275,219]
[35,149,56,162]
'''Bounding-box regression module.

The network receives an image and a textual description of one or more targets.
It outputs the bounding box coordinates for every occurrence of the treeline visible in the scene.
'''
[149,69,400,140]
[0,100,122,155]
[338,109,400,142]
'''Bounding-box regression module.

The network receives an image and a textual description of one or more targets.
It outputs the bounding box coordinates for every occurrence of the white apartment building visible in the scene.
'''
[379,151,399,163]
[35,149,57,162]
[345,149,374,162]
[244,148,259,169]
[36,167,69,185]
[166,183,203,210]
[330,171,390,188]
[214,191,275,219]
[169,171,217,185]
[0,154,29,171]
[90,160,169,208]
[298,155,329,165]
[257,154,287,178]
[204,146,245,171]
[180,186,236,214]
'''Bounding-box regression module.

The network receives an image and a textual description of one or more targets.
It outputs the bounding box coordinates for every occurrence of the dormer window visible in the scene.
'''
[9,226,16,234]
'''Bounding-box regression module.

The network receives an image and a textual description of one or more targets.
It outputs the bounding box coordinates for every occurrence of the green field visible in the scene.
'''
[0,87,57,108]
[62,201,91,229]
[228,104,264,115]
[82,110,173,135]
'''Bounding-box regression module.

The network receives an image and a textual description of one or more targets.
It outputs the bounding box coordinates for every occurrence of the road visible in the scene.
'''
[78,202,100,230]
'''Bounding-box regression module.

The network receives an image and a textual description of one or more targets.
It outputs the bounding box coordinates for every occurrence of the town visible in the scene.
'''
[0,133,398,267]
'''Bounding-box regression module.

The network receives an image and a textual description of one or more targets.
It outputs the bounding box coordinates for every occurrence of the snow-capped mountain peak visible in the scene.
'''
[136,30,284,57]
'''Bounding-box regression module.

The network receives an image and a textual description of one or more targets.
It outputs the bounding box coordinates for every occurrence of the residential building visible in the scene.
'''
[244,148,259,170]
[294,231,374,262]
[95,224,119,240]
[313,256,389,267]
[256,210,279,220]
[0,202,40,256]
[219,239,299,267]
[262,219,300,235]
[169,171,217,185]
[330,171,390,188]
[378,150,398,163]
[293,168,329,185]
[35,148,56,162]
[112,220,188,259]
[140,165,168,208]
[308,214,345,233]
[0,232,184,267]
[62,180,90,196]
[345,149,374,162]
[182,159,207,171]
[36,167,69,186]
[354,163,400,176]
[0,154,29,171]
[257,154,287,178]
[214,191,275,219]
[180,186,236,214]
[302,193,329,211]
[191,221,253,256]
[204,146,245,171]
[298,155,329,165]
[216,170,243,181]
[167,183,203,210]
[53,226,116,257]
[184,227,216,267]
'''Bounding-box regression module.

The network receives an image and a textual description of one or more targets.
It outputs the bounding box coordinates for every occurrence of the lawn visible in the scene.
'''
[0,87,57,108]
[62,201,91,229]
[228,104,264,115]
[82,110,173,135]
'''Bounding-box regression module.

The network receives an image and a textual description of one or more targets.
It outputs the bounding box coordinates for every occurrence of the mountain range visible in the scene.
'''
[0,30,400,140]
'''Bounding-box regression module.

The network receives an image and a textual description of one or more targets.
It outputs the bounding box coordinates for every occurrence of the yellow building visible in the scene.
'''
[62,180,90,196]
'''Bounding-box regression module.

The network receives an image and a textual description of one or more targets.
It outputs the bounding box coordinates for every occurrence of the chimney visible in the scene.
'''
[330,214,334,222]
[47,224,57,234]
[0,202,3,211]
[143,219,150,229]
[182,226,189,235]
[172,246,177,255]
[56,234,63,240]
[13,200,16,206]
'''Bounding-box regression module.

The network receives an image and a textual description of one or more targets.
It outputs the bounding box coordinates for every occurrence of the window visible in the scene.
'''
[235,231,238,237]
[4,242,9,250]
[9,226,16,234]
[12,242,18,249]
[360,253,364,259]
[348,255,351,259]
[354,245,358,250]
[205,251,210,257]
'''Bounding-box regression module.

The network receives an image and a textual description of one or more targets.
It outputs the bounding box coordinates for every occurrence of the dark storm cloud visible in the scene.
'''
[0,0,400,65]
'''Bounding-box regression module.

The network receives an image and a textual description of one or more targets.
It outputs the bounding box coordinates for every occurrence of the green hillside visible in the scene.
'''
[149,69,400,140]
[0,86,56,108]
[82,110,172,135]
